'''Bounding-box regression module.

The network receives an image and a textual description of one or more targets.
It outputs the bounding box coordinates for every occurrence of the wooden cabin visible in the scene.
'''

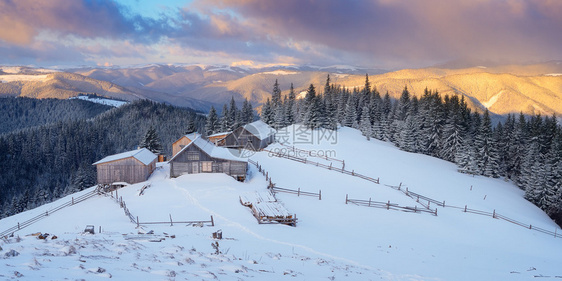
[221,120,276,150]
[207,131,230,146]
[172,132,200,158]
[93,148,157,185]
[169,136,248,181]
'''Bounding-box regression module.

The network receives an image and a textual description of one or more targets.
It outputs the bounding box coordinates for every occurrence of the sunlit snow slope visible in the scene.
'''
[1,126,561,280]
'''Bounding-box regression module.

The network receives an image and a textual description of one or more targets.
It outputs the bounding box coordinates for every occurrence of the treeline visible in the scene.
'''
[0,100,205,218]
[0,96,112,134]
[260,75,562,223]
[204,97,255,135]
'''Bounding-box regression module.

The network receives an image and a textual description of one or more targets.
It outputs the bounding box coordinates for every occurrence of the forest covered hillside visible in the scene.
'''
[0,97,112,135]
[0,99,206,219]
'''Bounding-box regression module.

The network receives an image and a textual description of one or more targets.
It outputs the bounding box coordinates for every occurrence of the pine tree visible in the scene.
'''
[219,104,230,132]
[261,98,274,125]
[205,106,219,136]
[241,98,254,125]
[360,105,371,140]
[228,97,239,130]
[474,110,499,177]
[139,126,163,154]
[304,95,325,129]
[343,95,357,127]
[185,117,196,134]
[285,83,296,125]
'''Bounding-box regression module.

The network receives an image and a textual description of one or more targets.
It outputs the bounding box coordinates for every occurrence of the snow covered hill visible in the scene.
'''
[1,126,561,280]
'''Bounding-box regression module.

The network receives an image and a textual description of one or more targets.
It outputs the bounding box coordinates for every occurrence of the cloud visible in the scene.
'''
[0,0,560,68]
[0,0,176,45]
[203,0,562,67]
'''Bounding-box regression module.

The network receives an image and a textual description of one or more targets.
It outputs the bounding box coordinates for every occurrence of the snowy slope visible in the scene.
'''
[69,95,128,107]
[1,126,561,280]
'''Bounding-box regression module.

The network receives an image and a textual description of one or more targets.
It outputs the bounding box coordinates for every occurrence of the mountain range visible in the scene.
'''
[1,62,561,116]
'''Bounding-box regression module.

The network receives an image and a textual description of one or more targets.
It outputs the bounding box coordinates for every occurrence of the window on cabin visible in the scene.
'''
[187,151,199,160]
[202,161,213,172]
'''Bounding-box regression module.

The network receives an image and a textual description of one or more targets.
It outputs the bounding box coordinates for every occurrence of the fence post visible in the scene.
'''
[211,215,215,227]
[398,182,402,191]
[529,224,532,229]
[319,190,322,200]
[464,205,467,212]
[435,208,438,216]
[555,228,557,238]
[136,216,139,228]
[406,187,409,196]
[45,210,48,216]
[376,178,379,184]
[18,222,20,230]
[116,189,118,200]
[72,197,74,205]
[170,214,173,226]
[329,163,332,170]
[414,205,417,212]
[442,201,446,207]
[493,210,496,218]
[298,188,301,197]
[345,194,348,204]
[387,200,390,210]
[368,197,371,207]
[352,170,354,176]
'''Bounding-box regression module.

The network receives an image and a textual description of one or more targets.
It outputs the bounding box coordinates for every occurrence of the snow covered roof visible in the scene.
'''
[93,148,157,166]
[208,131,231,138]
[169,136,247,162]
[243,120,276,140]
[174,132,200,144]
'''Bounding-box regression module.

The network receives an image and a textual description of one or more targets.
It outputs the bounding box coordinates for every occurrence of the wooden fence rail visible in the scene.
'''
[270,186,322,200]
[264,149,380,184]
[346,195,438,216]
[0,189,99,238]
[105,190,214,228]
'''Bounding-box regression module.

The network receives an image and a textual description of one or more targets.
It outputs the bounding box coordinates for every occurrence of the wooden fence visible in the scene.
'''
[106,189,214,228]
[247,159,298,225]
[0,189,100,238]
[346,194,438,216]
[249,159,321,200]
[262,147,562,239]
[271,186,322,200]
[263,149,380,184]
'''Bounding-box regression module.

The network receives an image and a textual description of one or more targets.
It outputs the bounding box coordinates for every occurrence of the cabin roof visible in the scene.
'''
[208,131,231,138]
[93,148,157,166]
[173,132,200,144]
[243,120,276,140]
[169,136,247,162]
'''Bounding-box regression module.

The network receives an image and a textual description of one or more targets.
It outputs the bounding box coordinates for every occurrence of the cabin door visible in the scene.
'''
[191,162,199,173]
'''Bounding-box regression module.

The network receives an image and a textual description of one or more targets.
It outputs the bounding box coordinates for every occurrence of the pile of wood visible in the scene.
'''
[239,191,297,226]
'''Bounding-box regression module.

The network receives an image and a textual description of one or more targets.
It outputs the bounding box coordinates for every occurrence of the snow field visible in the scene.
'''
[2,126,562,280]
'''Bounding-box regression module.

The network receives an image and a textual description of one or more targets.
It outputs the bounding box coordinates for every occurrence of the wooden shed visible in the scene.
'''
[207,131,230,146]
[221,120,276,150]
[169,136,248,181]
[93,148,157,185]
[172,132,200,158]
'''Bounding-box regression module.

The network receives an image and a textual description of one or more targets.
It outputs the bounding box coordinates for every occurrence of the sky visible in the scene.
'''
[0,0,561,69]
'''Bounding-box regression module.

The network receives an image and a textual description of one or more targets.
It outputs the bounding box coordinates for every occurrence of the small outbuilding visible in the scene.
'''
[171,132,200,158]
[169,136,248,181]
[207,131,230,146]
[221,120,275,150]
[93,148,157,185]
